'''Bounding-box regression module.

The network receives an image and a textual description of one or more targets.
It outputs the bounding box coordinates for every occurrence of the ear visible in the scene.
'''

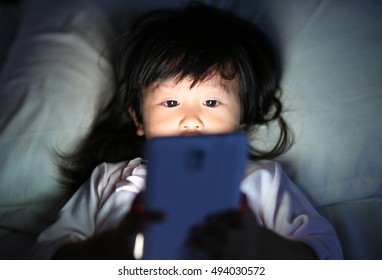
[127,106,145,137]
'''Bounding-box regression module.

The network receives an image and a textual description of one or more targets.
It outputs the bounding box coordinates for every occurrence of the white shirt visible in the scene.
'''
[32,158,343,259]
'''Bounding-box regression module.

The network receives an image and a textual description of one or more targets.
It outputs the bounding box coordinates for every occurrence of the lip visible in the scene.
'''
[180,132,202,136]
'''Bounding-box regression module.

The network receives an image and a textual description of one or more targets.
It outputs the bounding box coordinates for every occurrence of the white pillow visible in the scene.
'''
[275,0,382,207]
[243,0,382,207]
[0,0,114,234]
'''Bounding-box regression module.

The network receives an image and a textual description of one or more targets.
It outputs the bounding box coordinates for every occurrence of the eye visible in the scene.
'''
[204,100,220,107]
[162,100,179,107]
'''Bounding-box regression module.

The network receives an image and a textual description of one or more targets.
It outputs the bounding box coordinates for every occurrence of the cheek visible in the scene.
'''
[142,112,177,138]
[207,111,241,133]
[225,116,242,131]
[227,104,242,127]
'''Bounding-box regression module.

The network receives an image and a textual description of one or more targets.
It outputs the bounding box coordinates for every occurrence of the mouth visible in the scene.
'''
[180,132,202,136]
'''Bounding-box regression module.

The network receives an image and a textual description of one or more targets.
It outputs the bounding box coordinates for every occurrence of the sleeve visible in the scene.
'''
[240,161,343,259]
[31,162,135,259]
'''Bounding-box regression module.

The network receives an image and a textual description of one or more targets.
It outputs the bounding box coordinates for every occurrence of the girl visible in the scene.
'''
[32,3,343,259]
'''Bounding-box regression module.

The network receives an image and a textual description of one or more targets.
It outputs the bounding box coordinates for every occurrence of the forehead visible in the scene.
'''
[149,74,239,93]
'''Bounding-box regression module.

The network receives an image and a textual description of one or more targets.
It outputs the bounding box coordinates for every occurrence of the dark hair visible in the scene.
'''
[58,2,292,192]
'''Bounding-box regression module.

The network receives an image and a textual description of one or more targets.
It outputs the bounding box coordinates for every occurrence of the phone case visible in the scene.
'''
[142,132,248,259]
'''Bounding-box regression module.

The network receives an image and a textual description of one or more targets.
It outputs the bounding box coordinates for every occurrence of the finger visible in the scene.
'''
[187,232,225,258]
[188,210,260,259]
[188,224,226,244]
[190,226,259,260]
[188,210,244,250]
[120,210,165,234]
[240,209,260,230]
[205,209,242,228]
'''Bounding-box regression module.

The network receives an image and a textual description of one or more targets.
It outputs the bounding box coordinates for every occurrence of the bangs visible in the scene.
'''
[128,6,243,89]
[141,47,238,88]
[137,30,238,88]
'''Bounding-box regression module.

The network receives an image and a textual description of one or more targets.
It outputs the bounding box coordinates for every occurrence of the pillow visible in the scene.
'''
[277,0,382,207]
[0,0,114,235]
[245,0,382,207]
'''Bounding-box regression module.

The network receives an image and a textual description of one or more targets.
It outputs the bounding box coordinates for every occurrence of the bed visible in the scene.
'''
[0,0,381,259]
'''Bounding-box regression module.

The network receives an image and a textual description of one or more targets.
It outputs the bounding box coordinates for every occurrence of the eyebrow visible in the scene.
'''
[153,76,237,93]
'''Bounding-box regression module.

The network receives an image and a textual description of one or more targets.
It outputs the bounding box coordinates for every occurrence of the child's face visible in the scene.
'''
[133,75,241,139]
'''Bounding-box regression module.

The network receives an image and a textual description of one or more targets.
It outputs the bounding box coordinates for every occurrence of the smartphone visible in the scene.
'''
[142,132,248,259]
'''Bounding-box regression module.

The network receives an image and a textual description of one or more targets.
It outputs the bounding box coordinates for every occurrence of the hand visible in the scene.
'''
[54,208,163,260]
[187,209,317,260]
[187,209,261,259]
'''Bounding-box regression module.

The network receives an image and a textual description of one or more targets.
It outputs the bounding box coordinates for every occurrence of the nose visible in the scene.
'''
[179,115,203,133]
